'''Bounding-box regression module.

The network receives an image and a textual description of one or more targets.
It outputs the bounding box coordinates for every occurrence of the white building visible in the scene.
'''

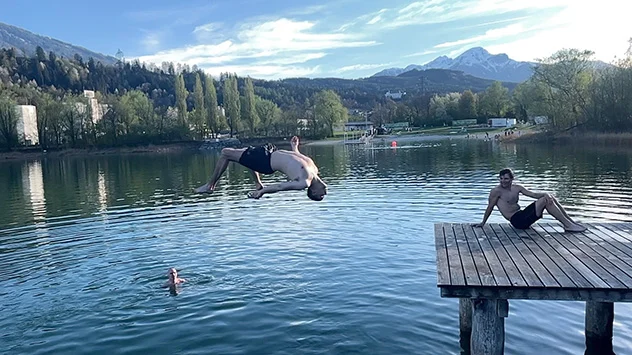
[16,105,39,146]
[385,91,405,100]
[488,118,517,128]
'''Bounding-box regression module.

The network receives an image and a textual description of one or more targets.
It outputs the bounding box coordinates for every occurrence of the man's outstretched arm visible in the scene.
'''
[474,190,500,227]
[517,185,546,199]
[248,179,308,199]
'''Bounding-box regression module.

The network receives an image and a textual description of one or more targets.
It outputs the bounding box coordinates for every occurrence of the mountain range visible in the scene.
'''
[373,47,536,83]
[0,22,118,64]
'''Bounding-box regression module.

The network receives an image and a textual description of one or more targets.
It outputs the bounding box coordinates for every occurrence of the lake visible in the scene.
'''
[2,138,632,355]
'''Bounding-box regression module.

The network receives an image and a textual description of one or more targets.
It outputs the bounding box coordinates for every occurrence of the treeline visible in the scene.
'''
[0,47,348,149]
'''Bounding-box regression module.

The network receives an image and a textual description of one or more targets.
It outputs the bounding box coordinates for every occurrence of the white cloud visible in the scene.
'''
[133,18,378,79]
[204,65,321,79]
[192,22,224,42]
[335,63,393,73]
[434,23,529,49]
[483,1,631,62]
[404,49,441,58]
[371,0,570,29]
[140,31,162,51]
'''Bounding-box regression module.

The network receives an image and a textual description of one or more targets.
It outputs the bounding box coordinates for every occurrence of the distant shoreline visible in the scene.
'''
[3,130,631,163]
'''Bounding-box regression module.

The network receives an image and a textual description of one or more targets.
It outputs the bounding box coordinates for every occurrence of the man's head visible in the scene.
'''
[307,177,327,201]
[168,268,178,282]
[498,168,514,188]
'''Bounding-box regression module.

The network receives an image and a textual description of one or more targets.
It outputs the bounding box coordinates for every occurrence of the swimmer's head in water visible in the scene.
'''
[307,177,327,201]
[168,268,178,282]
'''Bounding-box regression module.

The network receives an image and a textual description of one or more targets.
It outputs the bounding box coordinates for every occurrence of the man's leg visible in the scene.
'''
[250,170,264,190]
[535,194,586,232]
[550,195,578,224]
[194,148,246,193]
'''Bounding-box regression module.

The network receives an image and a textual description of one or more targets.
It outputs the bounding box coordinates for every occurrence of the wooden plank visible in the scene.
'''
[598,223,632,244]
[483,224,542,287]
[493,224,559,287]
[488,224,550,287]
[537,224,624,288]
[503,225,574,288]
[441,286,632,302]
[529,224,608,288]
[451,223,481,286]
[456,224,493,286]
[434,223,451,286]
[522,228,594,289]
[444,223,466,286]
[584,224,632,261]
[467,224,514,287]
[587,224,632,256]
[556,226,632,288]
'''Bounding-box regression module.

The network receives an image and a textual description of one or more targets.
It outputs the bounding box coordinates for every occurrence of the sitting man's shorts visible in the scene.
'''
[238,143,277,175]
[510,202,542,229]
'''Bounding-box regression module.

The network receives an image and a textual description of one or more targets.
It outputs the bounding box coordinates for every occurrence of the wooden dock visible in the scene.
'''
[434,222,632,355]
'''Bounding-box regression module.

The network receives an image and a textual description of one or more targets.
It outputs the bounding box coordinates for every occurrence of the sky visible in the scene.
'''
[2,0,631,80]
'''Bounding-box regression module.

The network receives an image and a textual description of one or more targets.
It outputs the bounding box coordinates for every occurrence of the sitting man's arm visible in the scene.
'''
[248,179,308,199]
[517,184,546,199]
[474,190,500,227]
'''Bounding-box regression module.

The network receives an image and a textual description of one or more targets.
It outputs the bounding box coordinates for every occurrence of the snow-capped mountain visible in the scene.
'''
[373,47,535,83]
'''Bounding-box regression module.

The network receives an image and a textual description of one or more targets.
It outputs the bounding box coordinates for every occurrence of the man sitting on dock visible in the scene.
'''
[474,168,587,232]
[194,136,328,201]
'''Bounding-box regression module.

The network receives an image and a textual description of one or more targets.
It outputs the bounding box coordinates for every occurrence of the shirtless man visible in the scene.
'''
[474,168,587,232]
[194,136,327,201]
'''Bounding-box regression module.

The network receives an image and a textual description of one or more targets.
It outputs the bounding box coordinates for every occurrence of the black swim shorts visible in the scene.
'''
[510,202,541,229]
[238,143,278,175]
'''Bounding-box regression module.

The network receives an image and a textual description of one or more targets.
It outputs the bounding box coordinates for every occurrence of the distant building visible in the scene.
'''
[385,91,405,100]
[532,116,549,125]
[344,121,374,131]
[452,119,478,127]
[83,90,95,99]
[16,105,39,146]
[383,122,410,130]
[488,118,516,128]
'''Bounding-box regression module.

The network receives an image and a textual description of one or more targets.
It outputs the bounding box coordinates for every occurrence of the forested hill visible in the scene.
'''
[0,22,118,65]
[0,44,513,111]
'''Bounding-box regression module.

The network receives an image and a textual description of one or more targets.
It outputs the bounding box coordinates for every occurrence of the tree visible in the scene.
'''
[255,97,281,137]
[204,75,220,137]
[174,73,188,128]
[241,77,259,136]
[532,49,595,129]
[458,90,477,119]
[312,90,347,138]
[192,73,206,138]
[223,74,240,137]
[0,95,18,149]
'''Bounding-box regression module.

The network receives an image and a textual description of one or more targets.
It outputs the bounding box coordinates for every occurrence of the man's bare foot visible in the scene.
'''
[565,223,587,232]
[255,184,264,190]
[194,183,214,194]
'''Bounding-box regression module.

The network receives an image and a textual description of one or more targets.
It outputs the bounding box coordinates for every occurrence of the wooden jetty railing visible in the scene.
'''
[434,222,632,355]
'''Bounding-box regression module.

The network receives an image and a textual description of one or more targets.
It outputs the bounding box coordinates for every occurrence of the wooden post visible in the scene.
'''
[460,298,473,354]
[471,299,505,355]
[460,298,472,334]
[585,301,614,355]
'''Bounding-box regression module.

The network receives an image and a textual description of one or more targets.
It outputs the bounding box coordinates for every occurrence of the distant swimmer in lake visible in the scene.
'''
[473,168,587,232]
[194,136,328,201]
[163,268,186,288]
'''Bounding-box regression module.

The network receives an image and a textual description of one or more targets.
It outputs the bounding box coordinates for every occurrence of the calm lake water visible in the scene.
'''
[2,138,632,355]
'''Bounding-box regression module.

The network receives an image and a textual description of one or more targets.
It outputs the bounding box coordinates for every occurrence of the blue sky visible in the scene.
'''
[2,0,630,79]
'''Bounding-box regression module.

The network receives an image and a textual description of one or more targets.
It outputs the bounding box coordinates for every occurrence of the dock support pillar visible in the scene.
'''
[459,298,473,353]
[585,301,614,355]
[471,299,506,355]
